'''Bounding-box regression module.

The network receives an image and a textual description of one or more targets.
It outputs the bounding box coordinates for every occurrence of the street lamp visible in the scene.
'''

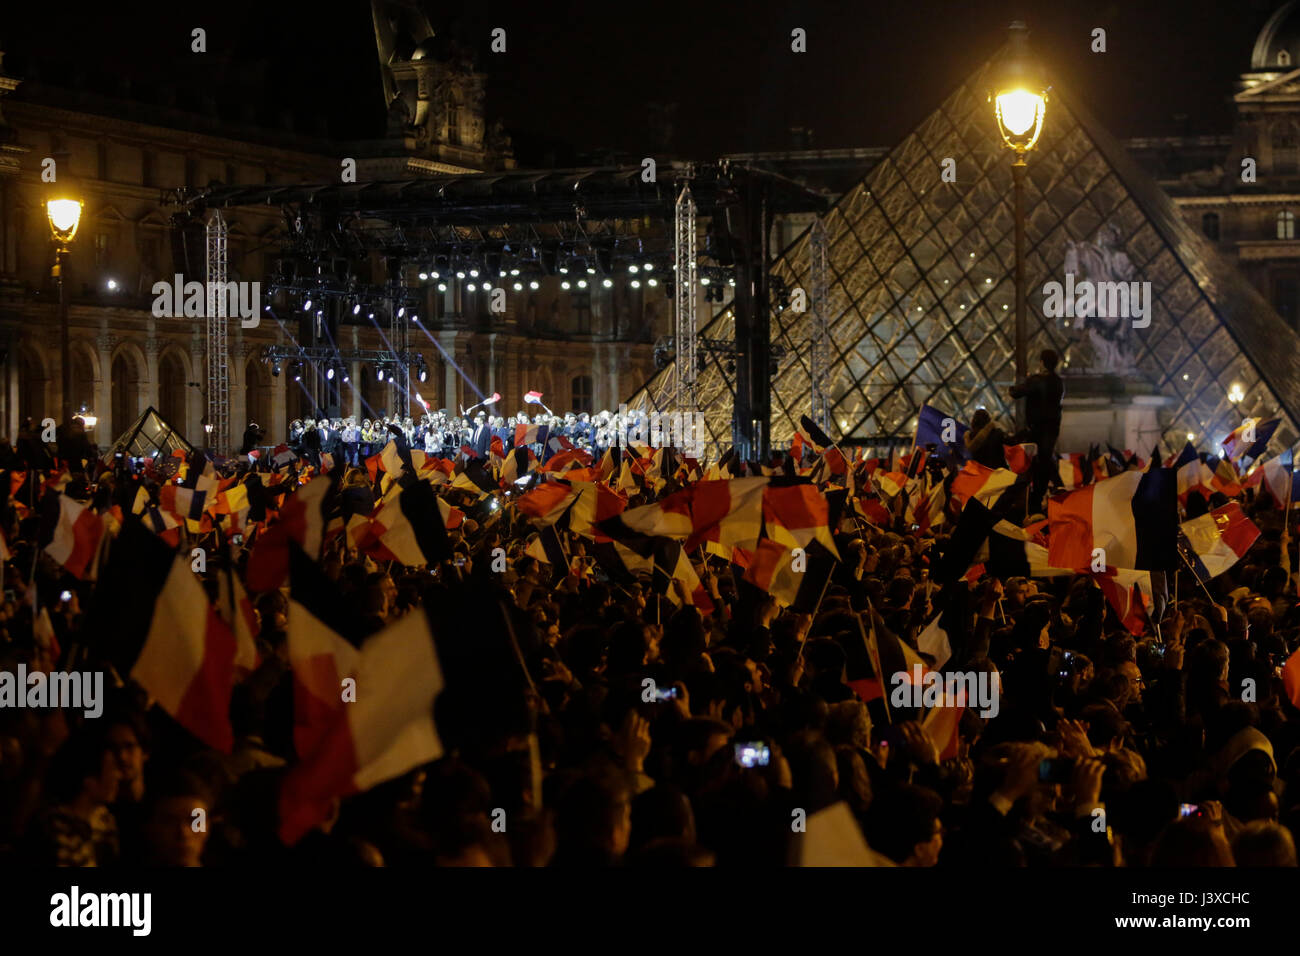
[46,197,84,427]
[991,21,1048,422]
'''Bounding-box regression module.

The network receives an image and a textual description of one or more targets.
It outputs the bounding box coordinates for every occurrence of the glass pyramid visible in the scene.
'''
[631,59,1300,458]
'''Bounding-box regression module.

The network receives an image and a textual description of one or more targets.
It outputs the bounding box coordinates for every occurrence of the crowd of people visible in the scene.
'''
[261,406,649,465]
[1,359,1299,870]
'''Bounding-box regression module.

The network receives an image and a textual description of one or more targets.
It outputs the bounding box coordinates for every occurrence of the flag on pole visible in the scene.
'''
[1178,502,1261,582]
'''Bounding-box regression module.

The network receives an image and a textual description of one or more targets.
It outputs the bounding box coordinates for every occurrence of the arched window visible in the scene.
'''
[571,374,593,412]
[1276,121,1299,174]
[72,350,96,418]
[245,359,271,432]
[158,352,187,431]
[447,97,462,146]
[1279,209,1296,239]
[1202,212,1220,241]
[111,353,140,435]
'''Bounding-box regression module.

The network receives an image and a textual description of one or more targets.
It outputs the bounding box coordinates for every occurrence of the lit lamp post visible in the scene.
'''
[46,197,84,427]
[991,21,1048,423]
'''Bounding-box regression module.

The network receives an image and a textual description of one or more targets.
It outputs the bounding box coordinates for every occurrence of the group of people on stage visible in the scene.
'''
[262,407,660,464]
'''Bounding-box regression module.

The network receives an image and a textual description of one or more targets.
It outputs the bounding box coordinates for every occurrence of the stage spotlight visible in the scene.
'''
[352,303,361,315]
[602,278,613,288]
[343,375,350,384]
[628,264,639,273]
[294,371,302,382]
[419,368,427,382]
[271,362,281,377]
[586,266,596,275]
[647,278,658,287]
[377,368,385,382]
[644,263,654,271]
[303,298,312,311]
[327,367,335,380]
[431,270,440,279]
[561,280,571,290]
[631,279,641,288]
[410,312,418,322]
[513,282,523,291]
[559,264,569,274]
[437,282,447,292]
[510,268,520,276]
[456,270,466,279]
[368,311,375,319]
[700,277,711,286]
[529,280,539,290]
[577,279,588,289]
[469,268,479,278]
[419,272,428,281]
[397,306,406,318]
[467,283,477,292]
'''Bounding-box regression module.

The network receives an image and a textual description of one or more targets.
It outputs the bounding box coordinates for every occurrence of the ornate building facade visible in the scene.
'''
[0,1,658,449]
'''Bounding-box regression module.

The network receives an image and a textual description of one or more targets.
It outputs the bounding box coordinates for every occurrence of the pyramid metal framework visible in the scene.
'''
[630,59,1300,458]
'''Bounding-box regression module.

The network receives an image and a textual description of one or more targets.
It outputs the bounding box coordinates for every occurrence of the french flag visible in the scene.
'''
[514,423,549,447]
[516,481,581,526]
[143,506,181,547]
[160,485,207,522]
[1003,442,1036,475]
[1178,502,1260,582]
[949,460,1018,510]
[1222,417,1280,462]
[523,390,545,405]
[1048,467,1179,572]
[44,495,105,580]
[92,521,236,752]
[1255,458,1299,509]
[279,543,444,845]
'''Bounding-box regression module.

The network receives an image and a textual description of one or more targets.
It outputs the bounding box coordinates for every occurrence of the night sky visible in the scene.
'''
[0,0,1279,162]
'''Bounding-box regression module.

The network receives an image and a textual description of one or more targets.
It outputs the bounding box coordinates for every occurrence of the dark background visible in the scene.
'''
[0,0,1275,161]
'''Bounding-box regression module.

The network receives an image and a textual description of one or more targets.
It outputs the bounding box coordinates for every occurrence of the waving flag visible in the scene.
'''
[914,403,969,462]
[92,521,235,752]
[524,390,545,405]
[1048,467,1178,572]
[43,495,105,581]
[949,461,1018,510]
[279,545,444,845]
[1178,503,1261,582]
[1223,417,1280,462]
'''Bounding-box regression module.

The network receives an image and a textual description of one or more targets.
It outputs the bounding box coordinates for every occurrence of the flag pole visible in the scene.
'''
[796,571,833,664]
[861,597,892,725]
[1178,547,1218,605]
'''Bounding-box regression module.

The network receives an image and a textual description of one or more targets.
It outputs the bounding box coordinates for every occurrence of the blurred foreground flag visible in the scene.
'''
[1177,502,1260,582]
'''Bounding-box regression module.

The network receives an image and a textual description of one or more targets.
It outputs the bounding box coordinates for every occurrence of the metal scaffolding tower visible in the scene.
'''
[205,211,230,453]
[674,181,697,415]
[808,215,830,429]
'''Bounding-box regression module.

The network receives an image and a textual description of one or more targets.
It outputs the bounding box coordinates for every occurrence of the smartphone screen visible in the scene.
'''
[1179,803,1199,818]
[734,742,771,768]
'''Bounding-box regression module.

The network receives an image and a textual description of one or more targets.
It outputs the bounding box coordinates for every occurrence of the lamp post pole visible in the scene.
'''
[55,246,71,426]
[1013,156,1028,425]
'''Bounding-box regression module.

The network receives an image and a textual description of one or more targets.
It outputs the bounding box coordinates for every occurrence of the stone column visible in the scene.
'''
[95,332,115,442]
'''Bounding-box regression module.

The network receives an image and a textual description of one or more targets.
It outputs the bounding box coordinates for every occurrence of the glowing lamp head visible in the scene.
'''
[46,198,84,245]
[990,22,1048,153]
